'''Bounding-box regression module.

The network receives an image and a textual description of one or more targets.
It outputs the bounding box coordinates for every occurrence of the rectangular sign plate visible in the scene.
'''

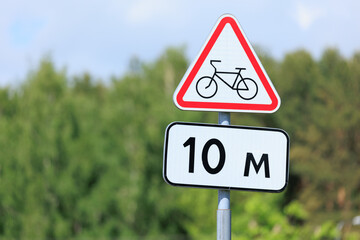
[163,122,289,192]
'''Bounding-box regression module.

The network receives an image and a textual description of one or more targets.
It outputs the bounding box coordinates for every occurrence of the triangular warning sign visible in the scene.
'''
[173,14,281,113]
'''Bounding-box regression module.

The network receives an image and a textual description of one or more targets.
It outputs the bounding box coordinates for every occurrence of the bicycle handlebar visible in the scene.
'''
[210,60,246,72]
[210,60,221,69]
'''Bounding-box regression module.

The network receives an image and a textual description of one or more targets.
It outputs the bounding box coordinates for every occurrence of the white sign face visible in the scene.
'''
[173,14,280,113]
[163,122,289,192]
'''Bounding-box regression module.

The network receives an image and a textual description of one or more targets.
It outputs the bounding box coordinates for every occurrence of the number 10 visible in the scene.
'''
[183,137,225,174]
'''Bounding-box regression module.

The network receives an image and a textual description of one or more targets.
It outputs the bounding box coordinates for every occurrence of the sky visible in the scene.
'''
[1,0,359,86]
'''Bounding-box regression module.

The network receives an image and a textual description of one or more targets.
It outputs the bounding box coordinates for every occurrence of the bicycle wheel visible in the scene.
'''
[236,78,258,100]
[196,76,218,99]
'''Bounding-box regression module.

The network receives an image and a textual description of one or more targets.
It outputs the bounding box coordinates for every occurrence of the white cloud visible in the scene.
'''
[295,2,325,30]
[0,0,359,86]
[125,0,176,25]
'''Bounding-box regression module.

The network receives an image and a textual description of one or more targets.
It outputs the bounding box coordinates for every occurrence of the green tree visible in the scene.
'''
[0,47,359,239]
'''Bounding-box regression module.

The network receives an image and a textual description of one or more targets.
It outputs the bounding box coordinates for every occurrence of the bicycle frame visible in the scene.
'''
[210,62,248,91]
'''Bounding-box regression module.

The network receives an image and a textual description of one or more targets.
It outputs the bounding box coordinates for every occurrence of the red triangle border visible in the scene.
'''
[175,15,280,112]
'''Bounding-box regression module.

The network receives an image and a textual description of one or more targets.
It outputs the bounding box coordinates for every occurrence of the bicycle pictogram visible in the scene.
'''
[196,60,258,100]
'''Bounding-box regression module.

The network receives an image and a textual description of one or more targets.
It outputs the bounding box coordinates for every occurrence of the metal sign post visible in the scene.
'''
[165,13,288,240]
[217,112,231,240]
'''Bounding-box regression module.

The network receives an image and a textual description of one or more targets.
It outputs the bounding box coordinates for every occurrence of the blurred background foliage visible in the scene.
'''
[0,46,359,239]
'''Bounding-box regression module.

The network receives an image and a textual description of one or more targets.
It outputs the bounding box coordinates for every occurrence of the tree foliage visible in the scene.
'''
[0,47,359,239]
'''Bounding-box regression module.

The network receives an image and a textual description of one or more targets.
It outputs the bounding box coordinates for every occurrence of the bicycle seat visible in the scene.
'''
[235,67,246,71]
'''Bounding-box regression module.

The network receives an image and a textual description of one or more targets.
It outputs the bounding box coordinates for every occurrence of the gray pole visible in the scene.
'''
[217,112,231,240]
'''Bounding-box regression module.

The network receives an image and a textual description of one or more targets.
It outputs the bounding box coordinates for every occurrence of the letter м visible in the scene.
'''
[243,153,270,178]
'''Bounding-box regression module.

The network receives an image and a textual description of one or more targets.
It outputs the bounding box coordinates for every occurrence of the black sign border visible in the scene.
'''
[163,121,290,193]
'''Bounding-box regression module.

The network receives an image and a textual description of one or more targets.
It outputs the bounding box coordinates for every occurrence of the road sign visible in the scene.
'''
[173,14,280,113]
[163,122,289,192]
